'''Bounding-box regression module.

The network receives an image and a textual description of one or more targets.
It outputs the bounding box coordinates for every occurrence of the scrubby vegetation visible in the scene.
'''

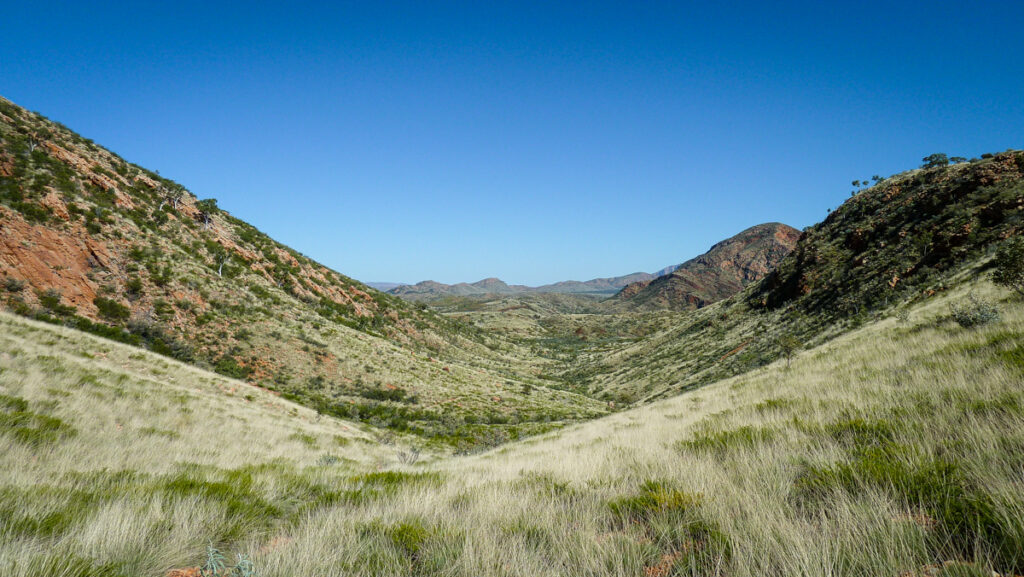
[1,276,1021,576]
[0,96,607,449]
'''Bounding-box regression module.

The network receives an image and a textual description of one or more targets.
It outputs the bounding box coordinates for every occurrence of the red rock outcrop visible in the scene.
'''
[0,208,117,315]
[615,223,801,310]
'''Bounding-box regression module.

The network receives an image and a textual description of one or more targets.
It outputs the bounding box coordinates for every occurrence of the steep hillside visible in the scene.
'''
[613,223,800,310]
[556,155,1023,404]
[752,152,1024,317]
[0,96,607,448]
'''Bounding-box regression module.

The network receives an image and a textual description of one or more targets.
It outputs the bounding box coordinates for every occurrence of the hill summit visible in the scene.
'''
[613,222,801,309]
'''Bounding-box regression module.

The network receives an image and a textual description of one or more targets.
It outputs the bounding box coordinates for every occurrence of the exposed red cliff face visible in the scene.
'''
[0,208,116,316]
[614,223,801,310]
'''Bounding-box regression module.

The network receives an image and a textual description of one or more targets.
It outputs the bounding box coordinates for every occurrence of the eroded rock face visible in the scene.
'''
[0,208,116,315]
[614,223,801,310]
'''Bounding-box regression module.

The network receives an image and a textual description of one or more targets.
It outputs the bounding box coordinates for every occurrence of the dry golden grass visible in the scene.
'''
[1,281,1022,576]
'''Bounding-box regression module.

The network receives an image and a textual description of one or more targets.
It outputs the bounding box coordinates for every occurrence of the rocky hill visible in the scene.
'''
[612,222,801,310]
[0,96,607,449]
[752,151,1024,317]
[390,277,529,299]
[566,152,1023,406]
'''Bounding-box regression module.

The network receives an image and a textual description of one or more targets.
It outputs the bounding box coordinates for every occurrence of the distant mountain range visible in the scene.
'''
[388,271,662,300]
[387,223,797,306]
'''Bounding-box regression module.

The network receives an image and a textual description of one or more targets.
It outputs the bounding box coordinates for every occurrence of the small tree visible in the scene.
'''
[992,237,1024,296]
[209,245,231,278]
[158,190,183,212]
[921,153,949,169]
[950,156,967,164]
[196,198,218,229]
[777,334,801,369]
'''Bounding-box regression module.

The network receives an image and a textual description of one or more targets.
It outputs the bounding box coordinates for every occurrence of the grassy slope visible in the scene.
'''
[537,152,1024,406]
[0,96,607,447]
[2,276,1022,576]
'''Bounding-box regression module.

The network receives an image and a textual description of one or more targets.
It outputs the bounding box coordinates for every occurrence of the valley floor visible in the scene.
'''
[2,281,1023,576]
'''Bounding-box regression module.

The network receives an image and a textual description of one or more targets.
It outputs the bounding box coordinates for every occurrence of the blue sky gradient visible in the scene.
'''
[3,1,1022,285]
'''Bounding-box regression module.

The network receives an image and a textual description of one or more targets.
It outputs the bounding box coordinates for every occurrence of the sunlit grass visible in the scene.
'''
[1,281,1022,576]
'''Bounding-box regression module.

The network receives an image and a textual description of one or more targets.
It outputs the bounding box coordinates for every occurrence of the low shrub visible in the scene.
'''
[94,296,130,322]
[951,293,1000,328]
[3,277,25,292]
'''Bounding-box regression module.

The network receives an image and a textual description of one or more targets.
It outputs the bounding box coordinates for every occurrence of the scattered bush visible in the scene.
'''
[37,289,75,316]
[37,288,62,310]
[317,454,342,466]
[776,333,801,368]
[397,446,421,465]
[93,296,130,322]
[213,355,252,380]
[922,153,950,168]
[951,293,1000,328]
[3,277,25,292]
[125,277,144,297]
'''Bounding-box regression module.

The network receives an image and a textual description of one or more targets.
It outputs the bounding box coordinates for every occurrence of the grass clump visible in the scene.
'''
[343,471,442,505]
[0,484,100,539]
[677,424,775,454]
[287,431,318,448]
[352,518,464,576]
[608,479,704,524]
[157,466,281,541]
[824,415,899,449]
[0,393,76,447]
[997,343,1024,373]
[793,444,1024,573]
[609,480,731,575]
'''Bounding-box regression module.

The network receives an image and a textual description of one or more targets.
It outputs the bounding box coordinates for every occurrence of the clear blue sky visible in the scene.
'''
[3,1,1022,285]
